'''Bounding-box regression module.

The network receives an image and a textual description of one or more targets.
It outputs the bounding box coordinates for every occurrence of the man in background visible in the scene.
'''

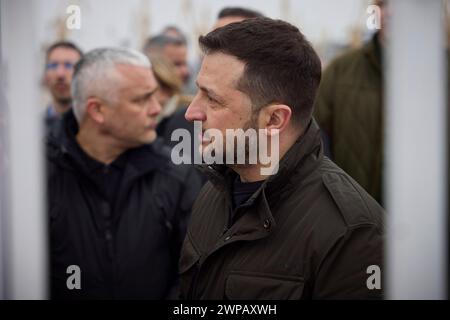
[213,6,264,30]
[43,41,82,129]
[314,0,386,204]
[143,33,190,89]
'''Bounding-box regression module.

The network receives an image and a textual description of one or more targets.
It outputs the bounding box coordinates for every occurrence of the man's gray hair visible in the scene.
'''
[71,47,151,123]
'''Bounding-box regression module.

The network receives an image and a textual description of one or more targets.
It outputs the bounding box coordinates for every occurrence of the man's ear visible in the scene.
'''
[85,97,105,124]
[259,104,292,135]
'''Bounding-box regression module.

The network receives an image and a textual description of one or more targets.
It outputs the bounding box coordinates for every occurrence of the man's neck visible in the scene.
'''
[52,100,72,115]
[231,146,289,183]
[76,127,126,165]
[231,165,267,183]
[232,127,302,183]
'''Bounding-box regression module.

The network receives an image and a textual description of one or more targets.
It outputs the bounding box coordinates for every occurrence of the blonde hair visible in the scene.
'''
[148,55,182,95]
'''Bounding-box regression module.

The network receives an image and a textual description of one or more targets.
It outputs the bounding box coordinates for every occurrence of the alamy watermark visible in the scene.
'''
[366,264,381,290]
[366,4,382,30]
[66,5,81,30]
[66,265,81,290]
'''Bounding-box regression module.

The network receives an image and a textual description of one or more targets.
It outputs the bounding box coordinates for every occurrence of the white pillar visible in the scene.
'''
[0,0,48,299]
[0,0,5,300]
[386,0,447,299]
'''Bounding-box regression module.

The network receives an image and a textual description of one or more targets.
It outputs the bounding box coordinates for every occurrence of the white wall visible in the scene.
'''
[1,0,48,299]
[31,0,371,107]
[386,0,447,299]
[34,0,369,61]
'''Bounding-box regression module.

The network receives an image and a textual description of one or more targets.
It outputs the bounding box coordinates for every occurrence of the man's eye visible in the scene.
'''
[46,63,58,70]
[63,62,74,69]
[135,95,151,104]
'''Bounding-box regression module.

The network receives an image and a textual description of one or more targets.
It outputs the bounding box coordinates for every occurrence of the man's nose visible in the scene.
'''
[185,97,206,122]
[180,66,190,82]
[148,96,162,116]
[56,65,70,78]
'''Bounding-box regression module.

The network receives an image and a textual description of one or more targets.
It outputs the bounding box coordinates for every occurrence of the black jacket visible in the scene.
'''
[157,106,207,185]
[157,107,193,150]
[180,120,384,299]
[47,110,202,299]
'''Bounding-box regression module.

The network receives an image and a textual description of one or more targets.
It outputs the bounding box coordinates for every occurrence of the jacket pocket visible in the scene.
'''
[225,271,304,300]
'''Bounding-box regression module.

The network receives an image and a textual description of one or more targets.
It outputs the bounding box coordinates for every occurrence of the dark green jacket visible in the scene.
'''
[179,120,384,299]
[315,34,383,204]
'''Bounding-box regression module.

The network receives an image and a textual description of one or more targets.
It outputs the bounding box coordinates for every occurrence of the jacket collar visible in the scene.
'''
[197,120,323,246]
[198,119,324,205]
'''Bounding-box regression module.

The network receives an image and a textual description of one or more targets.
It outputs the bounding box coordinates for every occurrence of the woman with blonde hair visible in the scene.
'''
[148,54,195,153]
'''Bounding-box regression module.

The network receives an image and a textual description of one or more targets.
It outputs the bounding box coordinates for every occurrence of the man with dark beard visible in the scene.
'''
[180,18,384,300]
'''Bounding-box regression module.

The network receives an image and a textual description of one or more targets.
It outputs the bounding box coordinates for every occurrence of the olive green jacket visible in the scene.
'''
[179,120,384,299]
[315,34,383,204]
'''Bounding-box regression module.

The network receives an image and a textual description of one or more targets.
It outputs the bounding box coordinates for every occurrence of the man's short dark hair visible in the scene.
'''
[217,7,264,19]
[45,41,83,62]
[199,17,322,129]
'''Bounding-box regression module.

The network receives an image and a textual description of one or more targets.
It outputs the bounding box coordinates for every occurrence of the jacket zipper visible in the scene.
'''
[187,188,257,299]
